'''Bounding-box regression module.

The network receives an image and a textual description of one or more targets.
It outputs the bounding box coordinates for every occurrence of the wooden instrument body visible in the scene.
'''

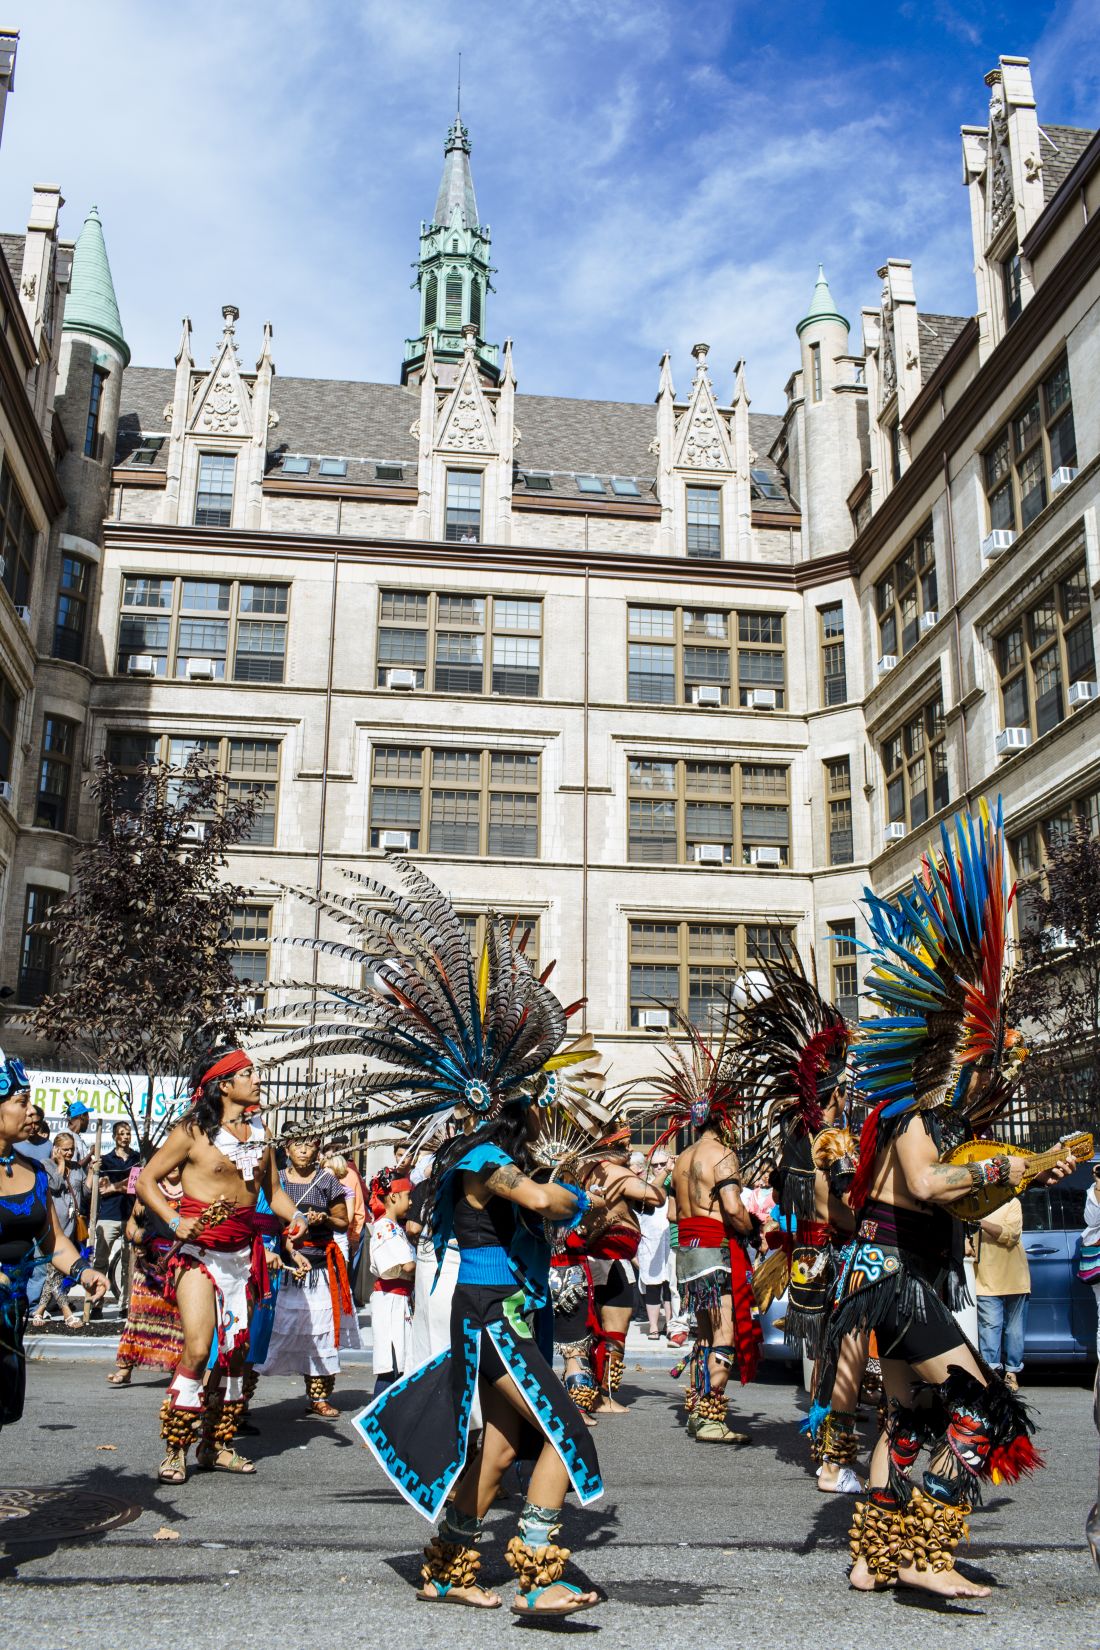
[944,1132,1093,1221]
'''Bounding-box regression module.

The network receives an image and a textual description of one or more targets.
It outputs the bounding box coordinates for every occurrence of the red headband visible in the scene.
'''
[193,1049,252,1100]
[369,1172,412,1218]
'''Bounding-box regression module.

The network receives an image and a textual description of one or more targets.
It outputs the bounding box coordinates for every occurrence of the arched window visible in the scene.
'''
[424,272,438,328]
[469,279,481,332]
[445,274,463,328]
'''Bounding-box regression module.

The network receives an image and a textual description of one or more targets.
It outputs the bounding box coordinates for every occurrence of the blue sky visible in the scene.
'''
[0,1,1093,413]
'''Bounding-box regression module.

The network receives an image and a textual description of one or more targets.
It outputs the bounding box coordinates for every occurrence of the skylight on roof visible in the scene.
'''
[524,473,552,490]
[318,458,348,477]
[130,437,165,466]
[282,455,310,475]
[376,464,403,481]
[576,474,604,494]
[611,477,640,496]
[750,466,785,500]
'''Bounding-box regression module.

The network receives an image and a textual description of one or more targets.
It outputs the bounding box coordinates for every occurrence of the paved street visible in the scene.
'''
[0,1358,1096,1650]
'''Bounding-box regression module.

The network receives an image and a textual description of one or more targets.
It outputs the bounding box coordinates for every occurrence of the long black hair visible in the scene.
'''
[185,1049,232,1143]
[421,1105,531,1236]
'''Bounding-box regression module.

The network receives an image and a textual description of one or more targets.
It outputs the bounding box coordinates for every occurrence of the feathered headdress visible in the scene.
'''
[632,1002,744,1153]
[257,858,589,1141]
[848,798,1026,1207]
[735,945,852,1179]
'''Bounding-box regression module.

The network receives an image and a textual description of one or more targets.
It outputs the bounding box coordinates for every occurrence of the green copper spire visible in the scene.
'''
[796,264,848,337]
[63,205,129,365]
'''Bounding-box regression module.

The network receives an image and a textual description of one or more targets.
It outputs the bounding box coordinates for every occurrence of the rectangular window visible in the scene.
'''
[19,885,58,1005]
[1002,250,1023,328]
[881,691,948,830]
[230,904,272,1004]
[996,560,1093,741]
[107,733,280,846]
[0,462,38,606]
[445,470,482,543]
[116,577,289,683]
[369,746,540,858]
[628,918,793,1028]
[810,342,822,402]
[825,757,854,865]
[0,669,17,785]
[889,420,902,487]
[627,757,789,867]
[84,365,107,458]
[576,474,605,494]
[53,554,91,664]
[35,716,76,831]
[375,590,541,697]
[627,604,786,708]
[194,452,236,527]
[318,458,347,478]
[983,355,1076,535]
[829,919,858,1023]
[819,603,847,704]
[874,520,936,660]
[611,477,640,497]
[685,486,721,559]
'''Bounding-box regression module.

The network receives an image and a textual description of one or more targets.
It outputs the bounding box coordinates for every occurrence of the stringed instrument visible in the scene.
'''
[945,1131,1093,1221]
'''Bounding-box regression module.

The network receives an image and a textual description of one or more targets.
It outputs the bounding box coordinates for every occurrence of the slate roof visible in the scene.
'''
[0,232,24,288]
[1040,126,1096,202]
[917,313,969,385]
[114,366,797,511]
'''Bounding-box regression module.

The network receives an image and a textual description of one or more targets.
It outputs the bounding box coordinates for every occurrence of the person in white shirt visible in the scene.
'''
[369,1167,415,1395]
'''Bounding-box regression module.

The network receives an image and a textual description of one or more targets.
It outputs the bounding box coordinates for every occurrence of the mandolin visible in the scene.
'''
[945,1131,1093,1221]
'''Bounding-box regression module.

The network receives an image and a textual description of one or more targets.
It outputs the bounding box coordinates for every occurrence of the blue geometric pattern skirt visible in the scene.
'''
[353,1280,603,1522]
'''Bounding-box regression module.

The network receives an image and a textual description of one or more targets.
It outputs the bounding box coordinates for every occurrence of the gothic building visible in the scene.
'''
[1,53,1097,1108]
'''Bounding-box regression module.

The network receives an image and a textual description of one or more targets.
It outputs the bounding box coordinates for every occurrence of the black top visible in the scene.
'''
[453,1189,515,1250]
[0,1158,51,1267]
[98,1149,139,1222]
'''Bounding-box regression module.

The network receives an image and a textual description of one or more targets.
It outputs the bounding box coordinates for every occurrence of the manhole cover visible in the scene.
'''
[0,1487,141,1544]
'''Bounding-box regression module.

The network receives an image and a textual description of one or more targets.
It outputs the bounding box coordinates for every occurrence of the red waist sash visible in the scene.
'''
[373,1277,412,1295]
[177,1197,283,1251]
[587,1225,640,1262]
[678,1215,728,1247]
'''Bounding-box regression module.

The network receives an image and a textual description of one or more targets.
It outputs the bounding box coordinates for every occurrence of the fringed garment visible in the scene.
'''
[676,1215,762,1383]
[117,1246,184,1372]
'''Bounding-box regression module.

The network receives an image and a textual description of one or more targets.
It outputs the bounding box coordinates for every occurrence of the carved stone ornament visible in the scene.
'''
[162,401,174,426]
[880,325,897,403]
[201,364,242,432]
[1024,151,1041,183]
[904,346,918,372]
[648,435,661,456]
[21,272,36,300]
[988,79,1014,238]
[682,405,727,468]
[409,419,421,439]
[267,407,280,429]
[512,428,522,447]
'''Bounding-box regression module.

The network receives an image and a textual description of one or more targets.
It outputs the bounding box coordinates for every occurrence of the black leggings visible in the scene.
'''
[643,1282,670,1307]
[594,1261,634,1314]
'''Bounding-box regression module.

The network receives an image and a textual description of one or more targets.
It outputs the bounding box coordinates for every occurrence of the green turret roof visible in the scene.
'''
[63,205,129,364]
[796,264,848,337]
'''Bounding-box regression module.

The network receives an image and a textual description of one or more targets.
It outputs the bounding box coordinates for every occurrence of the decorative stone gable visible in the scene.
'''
[987,73,1014,241]
[188,305,253,436]
[674,344,732,470]
[436,328,498,454]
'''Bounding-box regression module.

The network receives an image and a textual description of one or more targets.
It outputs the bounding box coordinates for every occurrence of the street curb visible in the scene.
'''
[26,1334,682,1370]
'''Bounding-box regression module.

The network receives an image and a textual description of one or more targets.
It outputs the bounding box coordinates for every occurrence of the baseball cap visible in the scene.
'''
[66,1100,91,1117]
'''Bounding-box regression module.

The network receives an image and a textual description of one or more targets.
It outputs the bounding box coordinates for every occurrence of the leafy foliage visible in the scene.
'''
[26,755,263,1149]
[1005,821,1100,1127]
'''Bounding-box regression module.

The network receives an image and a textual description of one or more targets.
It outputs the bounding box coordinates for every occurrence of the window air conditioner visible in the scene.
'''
[14,606,30,627]
[385,668,417,690]
[981,529,1016,559]
[749,845,782,867]
[0,780,11,807]
[179,821,206,844]
[1045,927,1071,952]
[379,830,412,852]
[691,684,722,707]
[691,842,725,865]
[1050,466,1079,494]
[186,657,215,681]
[995,726,1031,757]
[638,1008,671,1031]
[919,611,938,632]
[127,654,157,676]
[876,654,897,675]
[883,821,907,843]
[748,688,777,710]
[1068,680,1098,708]
[242,991,265,1015]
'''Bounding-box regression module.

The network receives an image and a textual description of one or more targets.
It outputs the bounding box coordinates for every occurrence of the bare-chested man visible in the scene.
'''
[835,1078,1074,1600]
[137,1048,306,1484]
[672,1117,760,1444]
[583,1148,665,1414]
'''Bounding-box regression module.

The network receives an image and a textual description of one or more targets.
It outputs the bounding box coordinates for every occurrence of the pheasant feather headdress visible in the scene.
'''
[848,798,1026,1205]
[258,858,588,1140]
[734,945,852,1178]
[632,1001,744,1152]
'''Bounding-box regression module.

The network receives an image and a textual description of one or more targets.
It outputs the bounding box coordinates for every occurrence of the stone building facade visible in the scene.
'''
[1,54,1096,1108]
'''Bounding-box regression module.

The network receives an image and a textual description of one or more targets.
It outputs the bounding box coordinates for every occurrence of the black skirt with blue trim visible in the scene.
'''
[354,1278,603,1523]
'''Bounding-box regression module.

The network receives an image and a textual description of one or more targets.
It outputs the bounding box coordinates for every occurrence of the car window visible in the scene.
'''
[1048,1185,1087,1230]
[1020,1188,1051,1231]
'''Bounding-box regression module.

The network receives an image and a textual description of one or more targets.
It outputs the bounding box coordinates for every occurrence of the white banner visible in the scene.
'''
[28,1071,186,1128]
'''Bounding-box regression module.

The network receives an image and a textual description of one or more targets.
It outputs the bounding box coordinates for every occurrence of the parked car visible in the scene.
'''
[1019,1155,1098,1363]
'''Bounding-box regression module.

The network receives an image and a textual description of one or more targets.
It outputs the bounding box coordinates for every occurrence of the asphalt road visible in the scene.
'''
[0,1359,1096,1650]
